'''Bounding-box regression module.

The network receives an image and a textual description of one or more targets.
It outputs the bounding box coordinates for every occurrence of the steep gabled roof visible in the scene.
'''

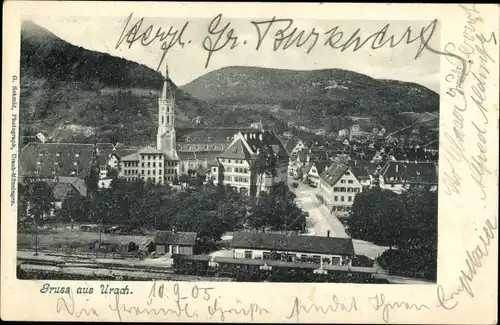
[239,131,289,160]
[314,161,331,175]
[218,139,251,160]
[283,137,302,155]
[319,162,350,186]
[380,161,438,184]
[19,142,95,178]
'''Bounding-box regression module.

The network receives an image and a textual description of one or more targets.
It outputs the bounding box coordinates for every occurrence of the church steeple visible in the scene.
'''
[161,61,169,100]
[156,60,177,158]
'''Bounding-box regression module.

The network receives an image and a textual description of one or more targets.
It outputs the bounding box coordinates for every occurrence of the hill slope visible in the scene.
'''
[181,66,439,129]
[20,21,212,146]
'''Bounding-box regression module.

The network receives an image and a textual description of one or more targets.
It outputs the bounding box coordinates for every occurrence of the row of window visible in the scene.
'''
[123,161,139,167]
[334,195,353,202]
[231,176,248,183]
[339,179,354,184]
[124,175,174,182]
[243,251,342,265]
[142,155,162,160]
[332,206,351,212]
[332,187,360,193]
[140,162,161,168]
[220,159,245,164]
[225,167,248,173]
[181,144,225,151]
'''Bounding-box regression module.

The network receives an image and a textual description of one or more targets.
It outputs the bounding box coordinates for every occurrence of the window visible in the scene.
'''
[226,167,232,172]
[348,180,354,184]
[142,170,145,175]
[153,162,156,167]
[148,156,151,160]
[243,168,248,173]
[148,170,151,175]
[341,196,345,202]
[228,160,231,163]
[341,180,346,184]
[221,159,225,163]
[334,196,338,202]
[159,162,162,168]
[212,168,217,173]
[148,162,151,167]
[142,163,144,167]
[244,251,253,259]
[348,196,352,202]
[153,170,156,175]
[263,252,271,260]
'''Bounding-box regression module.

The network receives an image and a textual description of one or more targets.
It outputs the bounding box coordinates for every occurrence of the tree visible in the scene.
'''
[346,187,402,246]
[248,182,308,232]
[24,180,56,225]
[58,188,87,226]
[251,145,279,207]
[347,187,438,280]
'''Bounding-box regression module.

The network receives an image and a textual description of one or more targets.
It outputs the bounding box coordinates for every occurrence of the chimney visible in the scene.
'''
[327,230,331,237]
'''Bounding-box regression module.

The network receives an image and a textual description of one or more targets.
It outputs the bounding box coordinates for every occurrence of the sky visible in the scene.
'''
[30,15,440,92]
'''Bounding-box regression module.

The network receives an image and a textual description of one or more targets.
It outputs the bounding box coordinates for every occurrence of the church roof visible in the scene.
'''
[176,127,254,144]
[219,139,252,160]
[177,151,221,162]
[138,146,164,155]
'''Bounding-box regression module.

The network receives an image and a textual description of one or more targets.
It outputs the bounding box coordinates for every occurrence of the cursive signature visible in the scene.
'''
[286,295,358,322]
[369,293,429,323]
[437,213,498,309]
[115,13,189,72]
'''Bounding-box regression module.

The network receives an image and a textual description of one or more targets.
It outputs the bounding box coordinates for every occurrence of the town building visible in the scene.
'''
[282,136,306,156]
[212,130,289,197]
[303,161,330,187]
[378,161,438,194]
[319,161,364,217]
[231,231,355,266]
[153,230,197,255]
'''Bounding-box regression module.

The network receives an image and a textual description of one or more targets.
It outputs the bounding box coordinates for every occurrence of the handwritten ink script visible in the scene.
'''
[436,213,498,310]
[441,4,498,203]
[115,13,439,71]
[54,282,268,322]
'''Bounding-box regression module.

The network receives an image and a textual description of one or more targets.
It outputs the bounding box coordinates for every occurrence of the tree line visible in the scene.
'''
[346,187,438,280]
[18,177,308,245]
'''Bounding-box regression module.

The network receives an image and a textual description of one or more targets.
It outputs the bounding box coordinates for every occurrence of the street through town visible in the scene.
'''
[291,181,389,260]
